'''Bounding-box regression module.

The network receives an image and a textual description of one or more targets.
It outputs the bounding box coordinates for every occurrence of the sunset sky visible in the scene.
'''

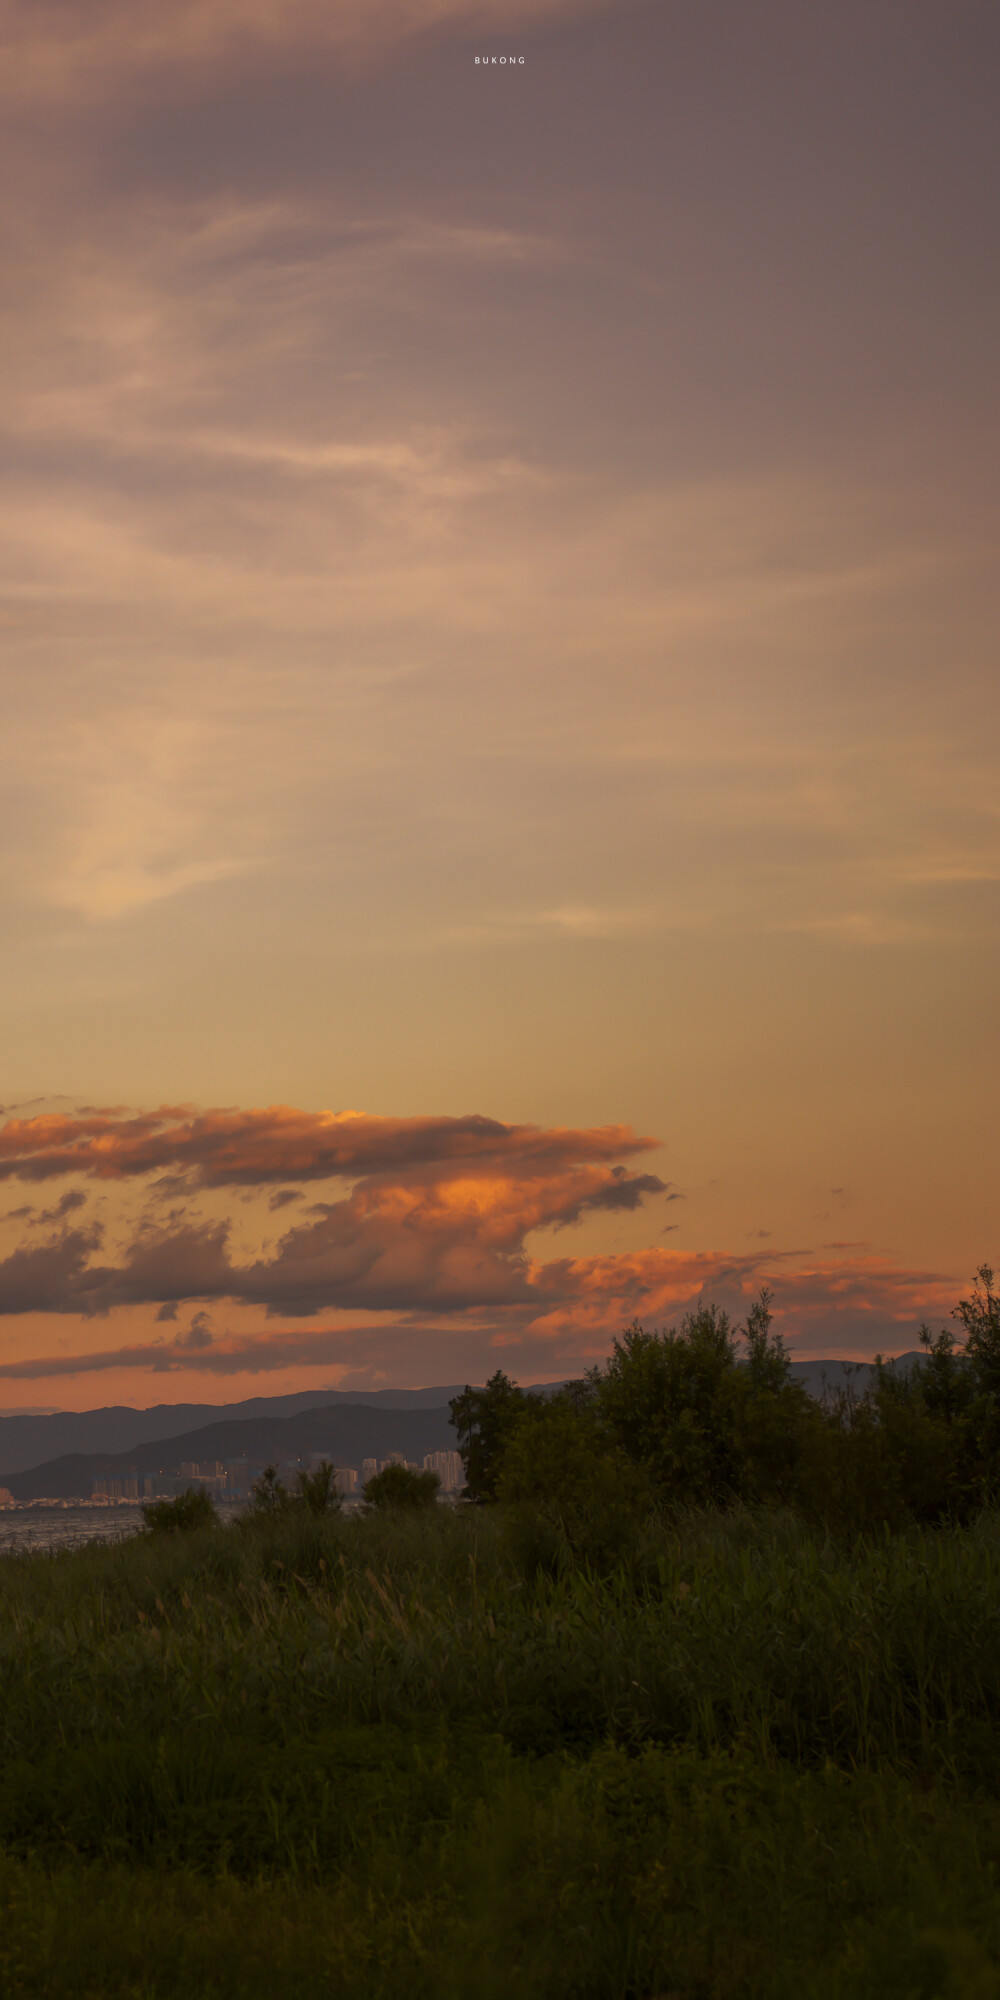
[1,0,996,1409]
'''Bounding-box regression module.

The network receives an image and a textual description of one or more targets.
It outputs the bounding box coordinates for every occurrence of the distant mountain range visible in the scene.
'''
[789,1353,923,1400]
[0,1383,482,1476]
[0,1357,925,1501]
[1,1403,460,1501]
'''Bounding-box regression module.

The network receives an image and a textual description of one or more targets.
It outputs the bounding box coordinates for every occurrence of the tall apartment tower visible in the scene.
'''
[422,1450,464,1492]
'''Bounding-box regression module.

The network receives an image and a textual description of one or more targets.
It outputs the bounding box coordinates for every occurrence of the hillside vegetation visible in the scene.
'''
[1,1271,999,1998]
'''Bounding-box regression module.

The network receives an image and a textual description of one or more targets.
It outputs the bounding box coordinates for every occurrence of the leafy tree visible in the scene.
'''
[741,1288,791,1391]
[798,1275,998,1531]
[247,1465,290,1516]
[364,1463,440,1511]
[917,1324,973,1424]
[466,1268,1000,1532]
[141,1488,218,1535]
[496,1394,651,1566]
[840,1270,1000,1526]
[449,1371,536,1501]
[293,1460,342,1516]
[955,1266,1000,1399]
[731,1289,818,1503]
[590,1295,815,1510]
[592,1306,743,1506]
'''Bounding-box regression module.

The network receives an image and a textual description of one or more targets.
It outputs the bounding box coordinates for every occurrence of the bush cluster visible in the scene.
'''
[450,1266,1000,1545]
[363,1463,440,1511]
[245,1459,342,1519]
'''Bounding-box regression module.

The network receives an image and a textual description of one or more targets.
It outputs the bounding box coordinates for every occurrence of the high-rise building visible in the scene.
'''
[422,1450,464,1492]
[92,1473,140,1501]
[361,1458,379,1486]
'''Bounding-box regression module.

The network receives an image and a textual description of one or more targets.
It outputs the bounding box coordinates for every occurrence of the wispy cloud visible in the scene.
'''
[0,0,614,104]
[3,173,996,942]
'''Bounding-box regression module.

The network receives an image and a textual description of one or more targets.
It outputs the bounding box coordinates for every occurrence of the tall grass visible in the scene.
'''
[2,1506,1000,1996]
[3,1506,998,1781]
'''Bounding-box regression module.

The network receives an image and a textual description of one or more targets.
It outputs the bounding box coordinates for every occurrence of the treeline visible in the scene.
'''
[449,1265,1000,1543]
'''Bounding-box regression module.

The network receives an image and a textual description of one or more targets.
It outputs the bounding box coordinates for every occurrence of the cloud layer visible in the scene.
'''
[0,1102,961,1386]
[0,1103,656,1186]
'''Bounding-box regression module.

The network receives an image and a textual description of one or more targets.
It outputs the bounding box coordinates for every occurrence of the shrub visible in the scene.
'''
[245,1465,290,1516]
[364,1464,440,1512]
[244,1462,343,1519]
[293,1461,342,1516]
[140,1488,218,1535]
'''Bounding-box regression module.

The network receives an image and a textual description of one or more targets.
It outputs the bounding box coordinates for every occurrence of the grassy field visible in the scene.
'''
[2,1504,1000,1997]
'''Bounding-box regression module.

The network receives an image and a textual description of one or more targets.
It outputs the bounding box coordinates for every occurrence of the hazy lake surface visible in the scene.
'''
[0,1506,145,1555]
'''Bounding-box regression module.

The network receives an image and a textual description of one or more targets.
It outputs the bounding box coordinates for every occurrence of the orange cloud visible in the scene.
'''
[0,1104,970,1383]
[0,1245,963,1384]
[0,1173,669,1323]
[0,1104,657,1187]
[521,1249,959,1353]
[0,1102,670,1336]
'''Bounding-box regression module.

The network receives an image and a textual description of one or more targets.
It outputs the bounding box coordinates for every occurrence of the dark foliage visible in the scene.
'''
[364,1463,441,1511]
[452,1271,1000,1535]
[140,1488,218,1535]
[448,1371,536,1500]
[293,1460,342,1516]
[245,1461,342,1519]
[0,1295,999,2000]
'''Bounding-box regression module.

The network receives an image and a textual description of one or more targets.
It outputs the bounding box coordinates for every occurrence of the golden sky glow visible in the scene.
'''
[0,0,997,1406]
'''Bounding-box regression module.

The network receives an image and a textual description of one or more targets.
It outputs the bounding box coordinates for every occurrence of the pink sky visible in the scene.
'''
[0,0,996,1405]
